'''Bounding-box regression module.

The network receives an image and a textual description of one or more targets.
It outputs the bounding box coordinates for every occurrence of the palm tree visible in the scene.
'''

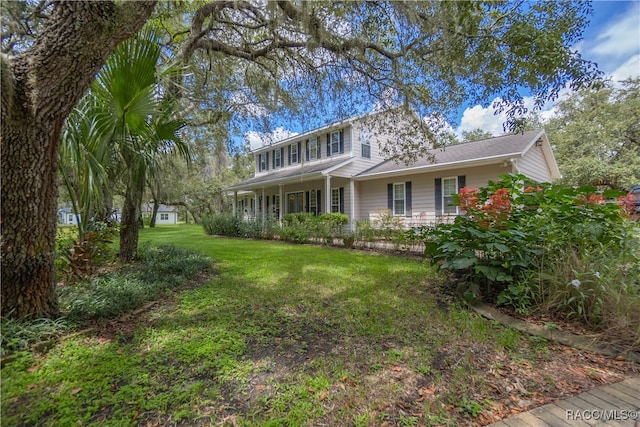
[60,29,188,262]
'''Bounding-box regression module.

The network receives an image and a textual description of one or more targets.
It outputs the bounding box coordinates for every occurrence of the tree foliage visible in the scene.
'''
[546,79,640,190]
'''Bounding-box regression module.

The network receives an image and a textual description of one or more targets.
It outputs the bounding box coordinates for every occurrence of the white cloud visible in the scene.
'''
[245,127,299,150]
[611,54,640,81]
[591,3,640,59]
[455,96,559,137]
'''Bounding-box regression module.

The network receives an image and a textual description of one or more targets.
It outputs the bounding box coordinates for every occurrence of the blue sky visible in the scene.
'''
[456,1,640,135]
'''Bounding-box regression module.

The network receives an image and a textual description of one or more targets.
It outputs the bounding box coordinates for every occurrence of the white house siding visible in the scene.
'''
[356,163,511,227]
[253,125,354,177]
[517,145,553,182]
[155,211,178,225]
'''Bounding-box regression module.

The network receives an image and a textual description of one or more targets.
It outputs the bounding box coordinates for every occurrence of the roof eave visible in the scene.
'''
[355,153,523,181]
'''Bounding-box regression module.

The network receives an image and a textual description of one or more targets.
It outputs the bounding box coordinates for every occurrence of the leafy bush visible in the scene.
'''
[421,174,639,328]
[59,245,211,320]
[202,212,243,237]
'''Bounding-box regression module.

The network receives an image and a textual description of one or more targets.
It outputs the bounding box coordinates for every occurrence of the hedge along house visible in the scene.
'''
[226,111,560,229]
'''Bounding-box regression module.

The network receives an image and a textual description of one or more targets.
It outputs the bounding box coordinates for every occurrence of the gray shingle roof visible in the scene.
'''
[356,129,543,177]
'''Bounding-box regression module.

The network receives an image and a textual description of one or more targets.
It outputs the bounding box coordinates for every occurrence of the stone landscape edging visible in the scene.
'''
[467,300,640,363]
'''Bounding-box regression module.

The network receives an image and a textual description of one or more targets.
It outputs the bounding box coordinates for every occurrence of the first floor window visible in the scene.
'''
[443,177,458,214]
[393,183,405,216]
[68,214,74,223]
[309,190,318,215]
[287,192,304,213]
[160,213,169,221]
[331,188,341,213]
[273,195,280,218]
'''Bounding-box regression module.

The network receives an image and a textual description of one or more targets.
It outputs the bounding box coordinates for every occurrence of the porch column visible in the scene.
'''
[349,179,355,230]
[325,175,332,213]
[279,184,284,221]
[253,191,257,219]
[233,191,238,216]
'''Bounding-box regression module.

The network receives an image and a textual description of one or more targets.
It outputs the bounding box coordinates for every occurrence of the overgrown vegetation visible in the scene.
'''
[1,244,210,357]
[420,174,640,348]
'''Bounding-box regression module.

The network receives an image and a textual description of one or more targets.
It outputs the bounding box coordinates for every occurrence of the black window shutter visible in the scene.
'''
[457,175,466,191]
[257,155,261,172]
[435,178,442,216]
[265,152,269,170]
[297,142,301,163]
[317,141,321,159]
[326,133,331,157]
[339,130,344,153]
[288,145,292,165]
[272,150,275,169]
[339,187,345,214]
[266,195,270,212]
[406,181,412,217]
[317,190,321,213]
[305,140,310,161]
[306,191,310,212]
[387,183,393,210]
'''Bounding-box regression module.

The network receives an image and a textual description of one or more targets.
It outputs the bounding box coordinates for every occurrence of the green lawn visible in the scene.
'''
[2,225,625,426]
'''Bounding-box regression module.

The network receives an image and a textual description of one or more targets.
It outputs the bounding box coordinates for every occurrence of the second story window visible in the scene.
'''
[260,153,268,171]
[360,129,371,159]
[291,143,298,164]
[274,149,282,168]
[308,138,318,160]
[330,132,340,155]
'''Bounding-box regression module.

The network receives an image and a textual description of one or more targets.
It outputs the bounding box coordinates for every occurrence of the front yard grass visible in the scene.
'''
[1,225,634,426]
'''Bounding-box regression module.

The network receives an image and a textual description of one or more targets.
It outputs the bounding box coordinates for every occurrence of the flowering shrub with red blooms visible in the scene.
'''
[457,187,480,213]
[578,193,605,205]
[458,186,512,228]
[618,193,636,214]
[419,174,638,312]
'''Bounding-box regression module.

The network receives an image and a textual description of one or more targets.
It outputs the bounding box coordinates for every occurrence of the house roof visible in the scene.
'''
[227,158,353,191]
[356,129,553,179]
[226,128,560,193]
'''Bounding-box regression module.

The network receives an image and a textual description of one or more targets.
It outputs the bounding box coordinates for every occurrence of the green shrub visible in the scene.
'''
[421,173,638,328]
[202,212,243,237]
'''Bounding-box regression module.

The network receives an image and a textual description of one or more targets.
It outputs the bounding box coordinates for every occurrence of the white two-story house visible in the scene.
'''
[226,109,560,228]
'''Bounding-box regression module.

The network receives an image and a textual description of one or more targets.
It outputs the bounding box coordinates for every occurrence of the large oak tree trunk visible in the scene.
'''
[1,1,156,320]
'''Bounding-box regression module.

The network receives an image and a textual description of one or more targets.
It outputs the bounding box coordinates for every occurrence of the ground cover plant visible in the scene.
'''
[2,225,635,426]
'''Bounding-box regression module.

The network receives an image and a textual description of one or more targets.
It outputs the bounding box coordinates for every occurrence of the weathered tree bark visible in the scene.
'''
[1,1,156,319]
[150,200,159,228]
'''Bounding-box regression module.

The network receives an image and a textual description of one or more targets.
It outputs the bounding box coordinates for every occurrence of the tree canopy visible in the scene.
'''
[546,79,640,191]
